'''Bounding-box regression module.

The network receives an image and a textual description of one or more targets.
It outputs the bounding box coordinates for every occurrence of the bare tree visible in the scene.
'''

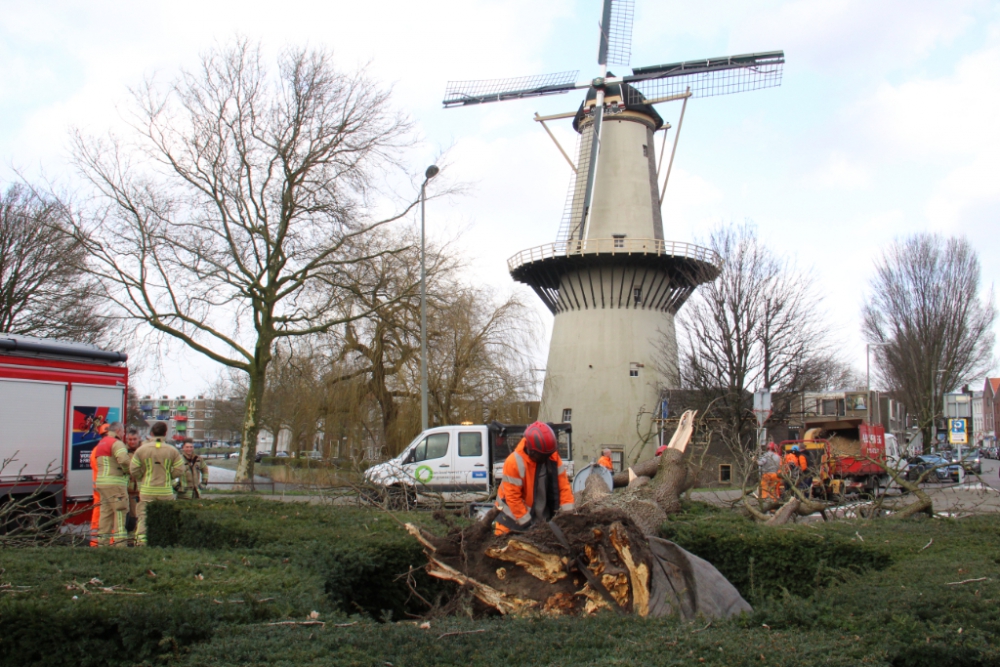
[205,371,247,443]
[0,184,107,344]
[425,286,538,427]
[69,40,418,483]
[671,221,847,446]
[864,233,996,447]
[326,228,538,455]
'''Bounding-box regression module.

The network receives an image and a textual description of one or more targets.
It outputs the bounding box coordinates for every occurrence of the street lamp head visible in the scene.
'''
[425,165,440,180]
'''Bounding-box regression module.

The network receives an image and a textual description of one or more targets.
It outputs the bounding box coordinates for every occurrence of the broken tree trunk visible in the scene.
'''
[407,410,751,619]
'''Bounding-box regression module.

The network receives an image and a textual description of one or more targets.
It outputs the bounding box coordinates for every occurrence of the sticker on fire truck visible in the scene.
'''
[71,405,122,470]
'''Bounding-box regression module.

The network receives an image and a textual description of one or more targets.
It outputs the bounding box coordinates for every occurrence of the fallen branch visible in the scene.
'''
[437,629,487,639]
[264,621,326,628]
[919,539,934,552]
[945,577,988,586]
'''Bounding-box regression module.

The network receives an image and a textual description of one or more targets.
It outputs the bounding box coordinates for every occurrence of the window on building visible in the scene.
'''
[633,287,642,304]
[562,408,572,423]
[458,432,482,457]
[613,234,625,249]
[719,464,732,483]
[630,369,639,377]
[610,449,624,472]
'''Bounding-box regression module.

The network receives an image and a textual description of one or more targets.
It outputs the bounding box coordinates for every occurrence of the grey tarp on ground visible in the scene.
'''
[647,536,752,619]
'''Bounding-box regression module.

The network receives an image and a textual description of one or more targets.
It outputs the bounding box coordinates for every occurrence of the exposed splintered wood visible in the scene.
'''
[485,540,568,583]
[613,410,697,488]
[610,522,650,617]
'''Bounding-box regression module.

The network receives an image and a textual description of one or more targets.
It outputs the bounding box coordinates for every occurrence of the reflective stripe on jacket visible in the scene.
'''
[495,439,575,526]
[130,438,184,497]
[181,455,209,489]
[90,436,131,487]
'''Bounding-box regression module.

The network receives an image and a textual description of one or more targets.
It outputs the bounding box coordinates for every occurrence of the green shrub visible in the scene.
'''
[148,499,448,619]
[659,509,893,600]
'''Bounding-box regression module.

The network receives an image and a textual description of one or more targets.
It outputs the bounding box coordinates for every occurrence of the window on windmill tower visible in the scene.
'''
[642,144,648,157]
[562,408,572,423]
[633,287,642,304]
[613,234,625,248]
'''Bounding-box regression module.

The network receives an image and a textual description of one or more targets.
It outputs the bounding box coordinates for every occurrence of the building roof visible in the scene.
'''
[990,378,1000,393]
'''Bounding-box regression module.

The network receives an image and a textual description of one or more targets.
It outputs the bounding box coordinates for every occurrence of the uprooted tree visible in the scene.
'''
[407,411,752,619]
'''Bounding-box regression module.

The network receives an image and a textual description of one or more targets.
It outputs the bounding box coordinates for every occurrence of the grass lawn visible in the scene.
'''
[1,499,997,666]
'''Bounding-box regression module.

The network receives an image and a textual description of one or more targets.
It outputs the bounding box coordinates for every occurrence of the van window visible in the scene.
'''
[413,433,449,462]
[459,432,482,457]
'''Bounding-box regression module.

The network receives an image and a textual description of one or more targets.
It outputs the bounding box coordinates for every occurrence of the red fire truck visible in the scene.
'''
[0,335,128,523]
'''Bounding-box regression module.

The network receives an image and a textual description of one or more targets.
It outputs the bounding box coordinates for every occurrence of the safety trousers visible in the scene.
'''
[89,489,101,547]
[760,473,783,500]
[95,485,129,547]
[135,494,174,546]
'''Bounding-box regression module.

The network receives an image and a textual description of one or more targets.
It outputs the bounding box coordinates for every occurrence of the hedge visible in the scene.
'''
[3,499,1000,666]
[146,499,448,618]
[659,503,893,600]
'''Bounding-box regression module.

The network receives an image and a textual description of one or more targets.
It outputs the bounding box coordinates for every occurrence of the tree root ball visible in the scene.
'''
[411,507,653,617]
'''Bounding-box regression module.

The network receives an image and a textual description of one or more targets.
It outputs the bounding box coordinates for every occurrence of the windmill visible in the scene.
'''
[443,0,784,467]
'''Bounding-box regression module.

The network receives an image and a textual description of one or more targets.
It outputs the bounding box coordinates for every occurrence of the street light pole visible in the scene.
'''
[420,165,440,433]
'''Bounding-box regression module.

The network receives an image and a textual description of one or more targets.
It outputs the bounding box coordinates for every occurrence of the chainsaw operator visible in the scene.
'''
[494,422,575,536]
[597,448,614,471]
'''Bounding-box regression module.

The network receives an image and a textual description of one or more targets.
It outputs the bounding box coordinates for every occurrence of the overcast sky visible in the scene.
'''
[2,0,998,396]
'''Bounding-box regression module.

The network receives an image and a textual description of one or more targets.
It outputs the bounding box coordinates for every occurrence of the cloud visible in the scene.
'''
[801,151,872,190]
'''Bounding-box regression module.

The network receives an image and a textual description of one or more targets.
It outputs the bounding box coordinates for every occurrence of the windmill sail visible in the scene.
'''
[622,51,784,105]
[443,71,580,107]
[598,0,634,67]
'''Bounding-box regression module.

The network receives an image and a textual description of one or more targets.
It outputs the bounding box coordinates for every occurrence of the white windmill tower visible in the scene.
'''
[444,0,784,468]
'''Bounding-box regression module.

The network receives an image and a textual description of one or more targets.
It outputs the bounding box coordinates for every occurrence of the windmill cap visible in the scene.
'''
[572,81,664,133]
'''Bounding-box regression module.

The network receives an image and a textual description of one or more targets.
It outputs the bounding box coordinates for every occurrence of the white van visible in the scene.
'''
[363,422,572,505]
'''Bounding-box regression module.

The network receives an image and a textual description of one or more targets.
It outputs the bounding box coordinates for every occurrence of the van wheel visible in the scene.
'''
[386,485,415,511]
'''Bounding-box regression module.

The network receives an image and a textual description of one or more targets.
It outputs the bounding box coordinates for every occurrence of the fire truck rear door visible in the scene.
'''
[0,378,68,481]
[66,384,125,500]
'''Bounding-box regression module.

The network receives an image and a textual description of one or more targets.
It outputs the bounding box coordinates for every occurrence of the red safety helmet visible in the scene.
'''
[523,422,558,460]
[767,442,779,453]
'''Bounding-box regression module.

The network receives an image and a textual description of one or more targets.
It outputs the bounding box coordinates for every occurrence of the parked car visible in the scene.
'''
[905,455,961,483]
[942,450,982,475]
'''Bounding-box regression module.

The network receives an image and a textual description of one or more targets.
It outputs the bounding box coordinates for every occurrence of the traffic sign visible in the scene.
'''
[948,418,968,445]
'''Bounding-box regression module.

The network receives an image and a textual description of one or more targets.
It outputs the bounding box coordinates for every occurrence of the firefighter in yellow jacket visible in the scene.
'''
[90,421,131,546]
[129,421,184,545]
[176,438,209,499]
[494,422,575,536]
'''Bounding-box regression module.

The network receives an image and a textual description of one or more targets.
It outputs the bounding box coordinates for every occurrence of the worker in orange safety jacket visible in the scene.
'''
[758,442,783,500]
[782,444,808,491]
[597,448,614,472]
[89,422,112,546]
[494,422,575,536]
[90,422,132,546]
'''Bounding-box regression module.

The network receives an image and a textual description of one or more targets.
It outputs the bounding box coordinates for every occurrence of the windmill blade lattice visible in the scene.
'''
[443,71,580,107]
[623,51,784,105]
[600,0,634,66]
